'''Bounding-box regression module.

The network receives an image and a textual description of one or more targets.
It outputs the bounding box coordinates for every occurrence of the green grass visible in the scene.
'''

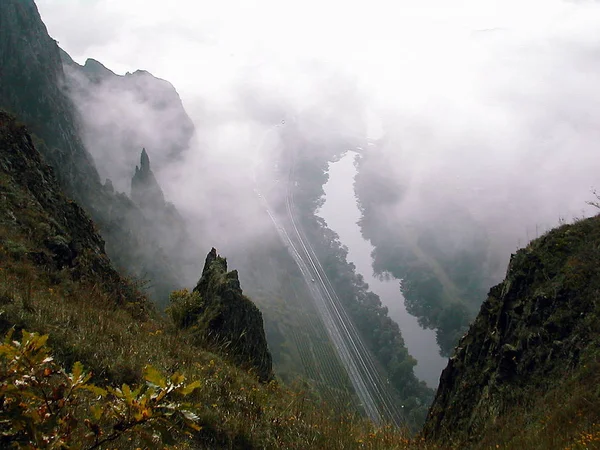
[0,237,426,449]
[3,221,598,449]
[471,345,600,450]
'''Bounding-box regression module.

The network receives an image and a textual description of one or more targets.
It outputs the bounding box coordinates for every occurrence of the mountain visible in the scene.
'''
[0,0,100,199]
[0,110,395,449]
[2,1,599,448]
[0,111,130,302]
[423,215,600,448]
[0,110,396,449]
[60,50,195,193]
[0,0,188,305]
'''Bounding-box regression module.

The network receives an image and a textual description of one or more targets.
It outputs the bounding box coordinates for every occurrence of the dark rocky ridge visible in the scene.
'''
[423,215,600,445]
[129,148,198,291]
[0,0,99,200]
[192,248,273,383]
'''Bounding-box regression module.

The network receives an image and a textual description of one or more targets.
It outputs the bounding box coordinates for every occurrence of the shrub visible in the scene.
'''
[167,289,204,329]
[0,329,203,449]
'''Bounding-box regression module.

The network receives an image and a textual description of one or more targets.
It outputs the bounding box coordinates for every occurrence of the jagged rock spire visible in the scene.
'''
[131,148,165,208]
[140,148,150,172]
[193,248,274,382]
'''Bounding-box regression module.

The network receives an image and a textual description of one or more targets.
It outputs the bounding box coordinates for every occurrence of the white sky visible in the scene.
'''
[36,0,594,105]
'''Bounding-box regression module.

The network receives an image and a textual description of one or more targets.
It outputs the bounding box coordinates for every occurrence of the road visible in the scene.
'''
[255,171,405,426]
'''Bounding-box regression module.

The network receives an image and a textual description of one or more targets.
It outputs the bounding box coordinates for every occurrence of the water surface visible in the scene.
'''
[318,151,446,387]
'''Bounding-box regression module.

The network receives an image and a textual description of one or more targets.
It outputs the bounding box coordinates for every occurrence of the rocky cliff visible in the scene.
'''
[131,148,166,209]
[183,249,274,382]
[423,215,600,447]
[129,148,198,286]
[0,0,99,200]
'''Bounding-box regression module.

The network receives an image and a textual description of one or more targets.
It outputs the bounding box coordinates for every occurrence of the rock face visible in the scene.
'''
[129,149,199,289]
[0,0,100,199]
[193,249,273,382]
[60,50,195,193]
[422,215,600,444]
[0,111,131,299]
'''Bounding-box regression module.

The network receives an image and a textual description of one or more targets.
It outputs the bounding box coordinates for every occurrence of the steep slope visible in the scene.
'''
[0,111,142,316]
[423,215,600,448]
[0,0,184,305]
[0,0,99,199]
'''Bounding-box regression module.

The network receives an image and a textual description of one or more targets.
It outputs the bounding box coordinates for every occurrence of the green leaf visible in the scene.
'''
[34,334,49,350]
[122,384,134,404]
[180,380,202,396]
[90,404,103,420]
[170,372,185,386]
[71,361,84,383]
[144,365,166,389]
[81,384,107,397]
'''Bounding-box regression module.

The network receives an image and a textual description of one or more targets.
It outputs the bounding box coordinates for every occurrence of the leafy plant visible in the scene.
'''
[0,329,202,449]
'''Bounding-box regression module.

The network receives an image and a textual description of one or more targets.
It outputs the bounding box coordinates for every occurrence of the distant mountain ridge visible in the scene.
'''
[60,49,195,193]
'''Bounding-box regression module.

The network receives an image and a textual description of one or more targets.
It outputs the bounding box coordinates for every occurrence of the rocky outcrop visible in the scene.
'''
[131,148,165,209]
[129,149,199,288]
[192,249,273,382]
[422,215,600,444]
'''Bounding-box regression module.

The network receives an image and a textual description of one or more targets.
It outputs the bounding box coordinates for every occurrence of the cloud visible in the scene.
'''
[36,0,600,270]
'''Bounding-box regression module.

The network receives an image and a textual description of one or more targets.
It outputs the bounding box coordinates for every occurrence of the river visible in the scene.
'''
[317,151,446,388]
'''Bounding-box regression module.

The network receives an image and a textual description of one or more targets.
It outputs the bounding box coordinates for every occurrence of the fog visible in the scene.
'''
[37,0,600,280]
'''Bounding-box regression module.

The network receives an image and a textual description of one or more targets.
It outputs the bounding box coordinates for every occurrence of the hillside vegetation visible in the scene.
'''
[0,112,421,449]
[423,214,600,449]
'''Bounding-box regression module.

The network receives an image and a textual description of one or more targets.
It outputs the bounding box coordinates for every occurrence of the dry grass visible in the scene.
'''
[0,240,430,449]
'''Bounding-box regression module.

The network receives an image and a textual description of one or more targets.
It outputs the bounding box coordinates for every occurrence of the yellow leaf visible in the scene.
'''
[90,404,103,420]
[170,372,185,386]
[180,380,202,396]
[71,361,84,383]
[82,384,107,397]
[144,365,166,389]
[122,384,134,404]
[188,422,202,431]
[34,334,49,350]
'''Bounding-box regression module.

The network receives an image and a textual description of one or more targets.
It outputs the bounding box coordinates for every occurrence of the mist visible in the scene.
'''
[36,0,600,285]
